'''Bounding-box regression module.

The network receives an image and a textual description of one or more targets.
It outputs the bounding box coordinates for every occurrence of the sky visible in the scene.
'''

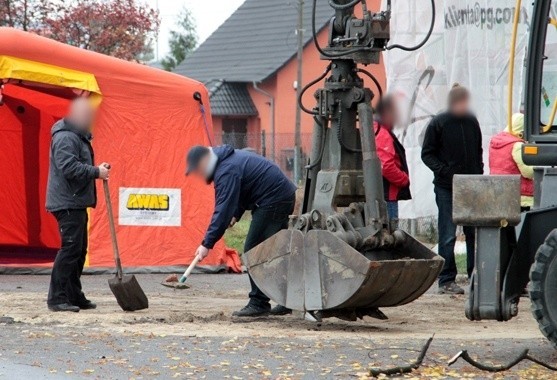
[146,0,245,61]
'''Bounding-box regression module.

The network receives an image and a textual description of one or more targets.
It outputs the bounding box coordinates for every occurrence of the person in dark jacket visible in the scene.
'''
[374,95,411,219]
[186,145,297,317]
[422,83,483,295]
[46,98,110,312]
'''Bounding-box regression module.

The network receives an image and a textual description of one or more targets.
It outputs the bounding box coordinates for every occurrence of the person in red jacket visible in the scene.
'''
[489,113,534,210]
[374,95,411,219]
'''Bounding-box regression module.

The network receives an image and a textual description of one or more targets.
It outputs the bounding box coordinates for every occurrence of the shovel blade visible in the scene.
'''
[161,281,190,290]
[108,274,149,311]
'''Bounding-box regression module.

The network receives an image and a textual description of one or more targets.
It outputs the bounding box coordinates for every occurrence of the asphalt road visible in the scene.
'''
[0,274,556,379]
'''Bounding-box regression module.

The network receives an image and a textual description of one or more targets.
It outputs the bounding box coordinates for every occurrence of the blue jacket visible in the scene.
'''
[202,145,297,249]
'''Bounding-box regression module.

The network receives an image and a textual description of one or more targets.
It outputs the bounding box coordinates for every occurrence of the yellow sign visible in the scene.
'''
[126,194,169,211]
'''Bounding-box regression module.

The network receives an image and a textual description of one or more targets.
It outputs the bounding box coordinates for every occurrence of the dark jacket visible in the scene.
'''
[421,112,484,189]
[46,119,99,212]
[202,145,297,249]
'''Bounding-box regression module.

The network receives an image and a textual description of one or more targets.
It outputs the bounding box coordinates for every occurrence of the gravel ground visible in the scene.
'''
[0,274,556,379]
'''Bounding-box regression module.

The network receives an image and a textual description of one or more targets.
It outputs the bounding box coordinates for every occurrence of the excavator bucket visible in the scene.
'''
[244,229,443,312]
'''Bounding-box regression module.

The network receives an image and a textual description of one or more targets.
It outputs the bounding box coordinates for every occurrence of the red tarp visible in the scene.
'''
[0,28,241,273]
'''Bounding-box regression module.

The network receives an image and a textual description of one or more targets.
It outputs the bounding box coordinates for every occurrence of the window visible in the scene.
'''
[222,118,248,149]
[539,3,557,129]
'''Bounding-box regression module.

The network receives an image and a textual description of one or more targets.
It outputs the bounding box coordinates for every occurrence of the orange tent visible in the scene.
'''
[0,28,241,273]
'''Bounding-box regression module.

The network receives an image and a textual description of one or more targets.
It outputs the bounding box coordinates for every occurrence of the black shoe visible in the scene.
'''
[48,303,80,312]
[76,301,97,310]
[270,305,292,316]
[438,282,465,295]
[232,304,270,317]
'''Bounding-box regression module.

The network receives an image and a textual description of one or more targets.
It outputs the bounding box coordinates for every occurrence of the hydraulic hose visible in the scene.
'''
[312,0,371,58]
[298,64,332,115]
[507,0,522,132]
[356,68,383,99]
[336,106,362,153]
[328,0,362,10]
[386,0,435,51]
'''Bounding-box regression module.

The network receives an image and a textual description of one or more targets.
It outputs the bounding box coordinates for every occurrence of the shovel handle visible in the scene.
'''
[179,255,201,283]
[103,180,123,280]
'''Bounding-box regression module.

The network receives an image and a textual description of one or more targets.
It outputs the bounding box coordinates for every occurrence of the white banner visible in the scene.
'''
[119,188,181,227]
[384,0,533,218]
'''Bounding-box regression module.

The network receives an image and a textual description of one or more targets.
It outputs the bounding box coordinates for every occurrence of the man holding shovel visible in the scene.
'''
[46,98,110,312]
[186,145,297,317]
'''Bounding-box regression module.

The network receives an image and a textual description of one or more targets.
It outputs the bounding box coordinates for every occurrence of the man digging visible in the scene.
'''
[186,145,296,317]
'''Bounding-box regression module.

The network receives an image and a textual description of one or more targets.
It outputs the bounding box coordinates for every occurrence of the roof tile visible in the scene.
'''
[207,80,258,117]
[175,0,331,83]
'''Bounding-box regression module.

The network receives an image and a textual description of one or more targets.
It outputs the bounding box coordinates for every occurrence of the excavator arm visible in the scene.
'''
[244,0,443,320]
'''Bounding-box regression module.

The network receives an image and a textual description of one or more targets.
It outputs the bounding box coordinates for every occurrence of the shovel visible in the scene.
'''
[161,255,201,290]
[103,180,149,311]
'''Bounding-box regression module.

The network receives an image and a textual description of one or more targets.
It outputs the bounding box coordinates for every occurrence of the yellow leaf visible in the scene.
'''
[390,354,399,359]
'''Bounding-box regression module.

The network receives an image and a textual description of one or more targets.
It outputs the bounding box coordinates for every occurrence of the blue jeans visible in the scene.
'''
[435,186,475,286]
[386,201,399,219]
[244,196,296,309]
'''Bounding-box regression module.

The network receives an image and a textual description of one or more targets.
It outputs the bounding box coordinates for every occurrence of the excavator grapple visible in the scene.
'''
[245,0,443,319]
[246,228,442,315]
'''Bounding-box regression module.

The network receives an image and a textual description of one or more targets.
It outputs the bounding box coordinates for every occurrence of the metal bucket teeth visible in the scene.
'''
[244,230,444,312]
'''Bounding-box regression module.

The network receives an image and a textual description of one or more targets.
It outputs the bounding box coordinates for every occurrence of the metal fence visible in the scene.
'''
[213,131,440,243]
[398,217,438,244]
[213,132,313,181]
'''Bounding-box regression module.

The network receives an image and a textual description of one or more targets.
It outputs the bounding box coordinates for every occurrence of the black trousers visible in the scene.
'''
[244,195,296,309]
[47,209,89,306]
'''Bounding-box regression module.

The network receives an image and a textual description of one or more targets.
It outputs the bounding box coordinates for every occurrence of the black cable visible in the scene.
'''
[305,116,327,170]
[356,68,383,99]
[328,0,362,11]
[312,0,371,58]
[336,105,362,153]
[298,64,332,115]
[386,0,435,51]
[369,336,434,377]
[448,349,557,372]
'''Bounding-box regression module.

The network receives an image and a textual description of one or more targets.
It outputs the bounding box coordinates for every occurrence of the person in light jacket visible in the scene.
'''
[489,113,534,211]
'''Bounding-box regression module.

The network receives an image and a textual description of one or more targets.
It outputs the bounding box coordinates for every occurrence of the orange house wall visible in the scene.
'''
[213,0,386,168]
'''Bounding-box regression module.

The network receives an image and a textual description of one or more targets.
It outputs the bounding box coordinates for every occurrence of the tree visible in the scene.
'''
[161,7,197,71]
[44,0,160,61]
[0,0,160,62]
[0,0,60,31]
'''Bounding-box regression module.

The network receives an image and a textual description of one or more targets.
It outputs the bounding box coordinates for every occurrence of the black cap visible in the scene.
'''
[186,145,210,175]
